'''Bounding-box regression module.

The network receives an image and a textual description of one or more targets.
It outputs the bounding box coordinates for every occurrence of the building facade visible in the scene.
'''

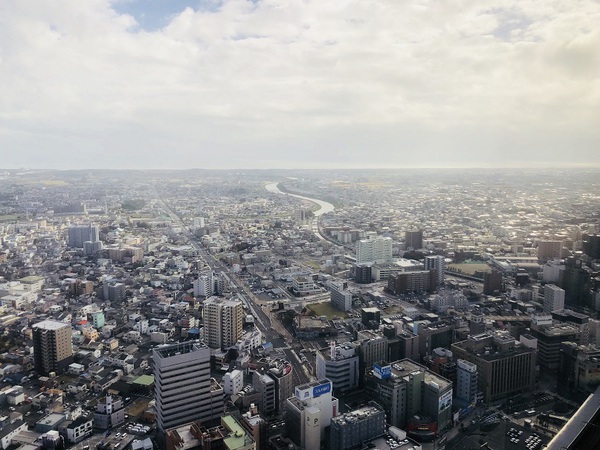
[316,343,360,393]
[356,235,393,264]
[152,341,224,433]
[452,332,536,403]
[203,297,244,349]
[285,379,338,450]
[32,320,74,375]
[330,402,386,450]
[544,284,566,313]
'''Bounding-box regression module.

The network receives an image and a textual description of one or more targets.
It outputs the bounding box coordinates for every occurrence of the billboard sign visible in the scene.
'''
[439,390,452,412]
[373,363,392,380]
[313,381,331,398]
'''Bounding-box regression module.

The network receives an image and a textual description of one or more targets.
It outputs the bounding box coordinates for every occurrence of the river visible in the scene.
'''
[265,182,335,216]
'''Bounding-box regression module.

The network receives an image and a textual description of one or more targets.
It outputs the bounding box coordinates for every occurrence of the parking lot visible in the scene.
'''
[450,414,551,450]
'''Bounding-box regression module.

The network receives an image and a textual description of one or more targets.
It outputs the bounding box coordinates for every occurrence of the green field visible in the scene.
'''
[307,302,348,319]
[446,263,491,276]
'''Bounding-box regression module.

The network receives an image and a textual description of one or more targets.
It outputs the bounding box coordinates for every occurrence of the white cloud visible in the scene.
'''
[0,0,599,169]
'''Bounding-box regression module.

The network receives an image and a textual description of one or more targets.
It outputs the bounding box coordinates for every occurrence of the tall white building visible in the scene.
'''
[285,379,338,449]
[203,297,244,349]
[356,235,393,264]
[153,341,224,433]
[193,271,214,297]
[456,359,478,404]
[424,255,445,285]
[544,284,565,313]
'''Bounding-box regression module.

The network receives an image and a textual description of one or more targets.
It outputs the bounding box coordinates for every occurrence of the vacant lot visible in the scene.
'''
[307,302,347,319]
[446,263,491,276]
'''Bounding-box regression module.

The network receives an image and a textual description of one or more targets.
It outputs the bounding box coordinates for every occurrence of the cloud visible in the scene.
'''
[0,0,599,169]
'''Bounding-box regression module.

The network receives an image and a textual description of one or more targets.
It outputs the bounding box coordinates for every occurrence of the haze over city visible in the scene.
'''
[1,0,599,169]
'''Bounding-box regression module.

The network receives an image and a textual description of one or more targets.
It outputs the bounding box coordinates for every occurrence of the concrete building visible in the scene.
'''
[203,297,243,350]
[530,324,580,371]
[559,342,600,402]
[67,224,99,248]
[291,276,320,295]
[452,332,536,403]
[240,404,267,450]
[252,358,293,414]
[544,284,565,313]
[361,307,381,329]
[538,240,563,262]
[365,359,453,440]
[388,270,436,295]
[93,395,125,430]
[253,372,276,415]
[456,359,478,404]
[330,401,386,450]
[405,230,423,251]
[329,280,353,312]
[224,369,244,396]
[356,235,393,264]
[153,341,224,433]
[285,379,338,450]
[193,271,214,297]
[316,342,360,393]
[424,255,445,286]
[356,330,388,382]
[414,320,454,360]
[483,270,503,295]
[32,320,74,375]
[65,416,93,444]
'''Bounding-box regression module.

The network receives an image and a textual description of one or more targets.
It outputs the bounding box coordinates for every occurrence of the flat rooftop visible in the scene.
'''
[32,320,70,330]
[389,359,452,391]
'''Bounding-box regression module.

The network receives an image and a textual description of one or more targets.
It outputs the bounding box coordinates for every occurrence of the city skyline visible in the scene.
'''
[1,0,599,170]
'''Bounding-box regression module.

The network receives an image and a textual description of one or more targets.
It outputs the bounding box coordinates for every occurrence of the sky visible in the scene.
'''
[0,0,599,170]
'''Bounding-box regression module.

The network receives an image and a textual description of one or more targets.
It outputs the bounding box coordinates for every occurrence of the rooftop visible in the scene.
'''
[32,320,70,331]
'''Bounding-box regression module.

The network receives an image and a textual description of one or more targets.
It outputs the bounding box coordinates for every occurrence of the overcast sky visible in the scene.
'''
[1,0,599,170]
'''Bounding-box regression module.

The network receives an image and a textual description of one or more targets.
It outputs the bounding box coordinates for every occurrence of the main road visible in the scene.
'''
[154,189,311,385]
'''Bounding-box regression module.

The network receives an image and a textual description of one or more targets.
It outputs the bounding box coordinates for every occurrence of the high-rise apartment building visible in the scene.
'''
[405,230,423,251]
[32,320,74,375]
[193,271,214,297]
[388,270,436,295]
[424,255,444,286]
[67,224,100,249]
[203,297,243,349]
[544,284,565,313]
[152,341,224,433]
[356,235,392,264]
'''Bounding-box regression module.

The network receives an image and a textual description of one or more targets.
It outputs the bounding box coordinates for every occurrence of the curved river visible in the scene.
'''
[265,182,335,216]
